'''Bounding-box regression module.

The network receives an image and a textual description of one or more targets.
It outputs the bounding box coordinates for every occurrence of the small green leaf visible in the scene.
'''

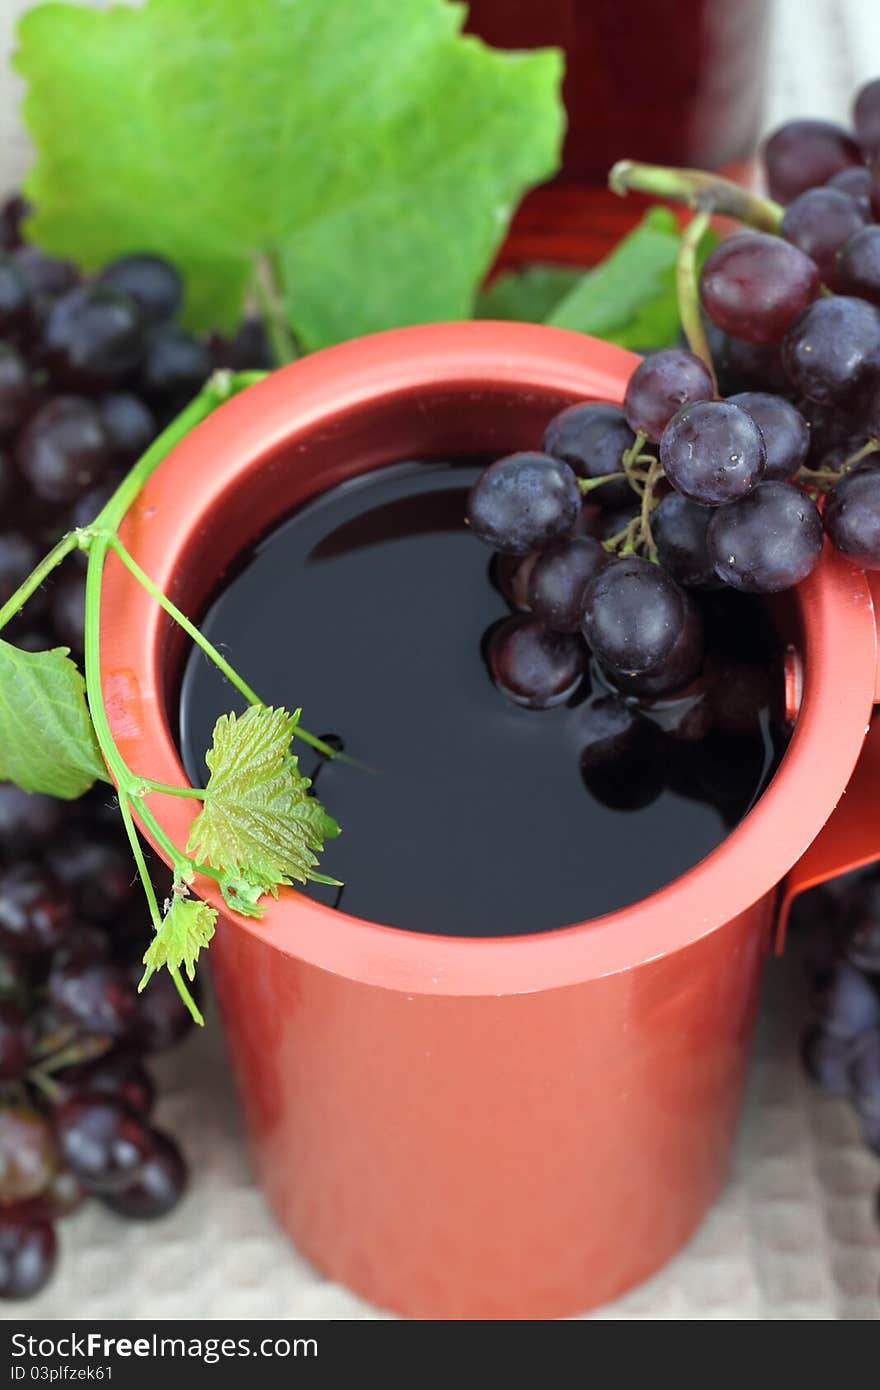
[0,640,106,798]
[548,209,718,351]
[476,263,585,323]
[16,0,564,349]
[219,874,271,919]
[187,706,340,909]
[140,895,217,990]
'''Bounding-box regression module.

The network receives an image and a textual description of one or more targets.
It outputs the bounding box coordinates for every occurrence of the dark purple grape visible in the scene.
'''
[781,188,866,289]
[763,119,862,203]
[139,325,210,401]
[0,1217,57,1299]
[783,296,880,404]
[487,615,585,709]
[101,1129,186,1220]
[728,391,810,481]
[11,246,78,301]
[598,598,706,698]
[466,453,581,555]
[712,333,791,396]
[0,196,30,250]
[53,1093,152,1193]
[46,835,135,923]
[16,396,113,504]
[97,392,157,463]
[0,864,73,956]
[827,165,873,217]
[0,343,35,439]
[623,348,715,443]
[802,1025,854,1097]
[96,254,182,325]
[853,77,880,156]
[208,316,274,371]
[850,1027,880,1120]
[526,535,608,633]
[660,400,765,504]
[843,879,880,973]
[543,402,635,509]
[0,255,30,332]
[836,225,880,304]
[48,958,137,1040]
[129,968,195,1054]
[0,1107,56,1204]
[815,960,880,1039]
[493,551,538,611]
[0,785,63,855]
[707,481,823,593]
[823,466,880,569]
[652,493,718,588]
[0,532,39,609]
[16,1166,86,1222]
[78,1056,155,1119]
[581,557,703,681]
[0,1001,31,1081]
[40,285,146,388]
[700,234,820,344]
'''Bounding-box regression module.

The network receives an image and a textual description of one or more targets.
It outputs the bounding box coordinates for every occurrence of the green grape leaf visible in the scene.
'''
[140,895,217,990]
[0,640,107,799]
[547,209,718,350]
[187,706,341,911]
[476,263,585,323]
[16,0,564,350]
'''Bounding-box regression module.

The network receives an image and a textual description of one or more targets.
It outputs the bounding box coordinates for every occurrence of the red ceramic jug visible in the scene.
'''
[99,324,880,1320]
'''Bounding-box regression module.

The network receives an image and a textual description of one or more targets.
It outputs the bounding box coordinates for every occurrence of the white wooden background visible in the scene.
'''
[0,0,878,1322]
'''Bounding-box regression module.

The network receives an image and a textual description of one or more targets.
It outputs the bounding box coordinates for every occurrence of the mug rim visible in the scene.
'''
[99,322,879,995]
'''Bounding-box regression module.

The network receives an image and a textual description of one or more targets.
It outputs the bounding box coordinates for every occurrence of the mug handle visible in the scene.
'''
[775,571,880,951]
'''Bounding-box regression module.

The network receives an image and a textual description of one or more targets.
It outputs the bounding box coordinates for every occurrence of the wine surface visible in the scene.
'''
[178,460,784,937]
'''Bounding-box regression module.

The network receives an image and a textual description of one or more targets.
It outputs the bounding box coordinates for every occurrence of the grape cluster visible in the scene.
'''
[468,77,880,710]
[0,194,273,1300]
[795,870,880,1211]
[0,782,193,1300]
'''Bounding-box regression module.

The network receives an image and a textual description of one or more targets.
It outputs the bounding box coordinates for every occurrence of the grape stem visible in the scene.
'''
[0,531,79,634]
[252,252,299,366]
[676,209,718,393]
[608,160,784,233]
[797,437,880,490]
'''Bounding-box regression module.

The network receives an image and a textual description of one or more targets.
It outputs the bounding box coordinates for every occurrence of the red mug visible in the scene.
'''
[100,323,880,1319]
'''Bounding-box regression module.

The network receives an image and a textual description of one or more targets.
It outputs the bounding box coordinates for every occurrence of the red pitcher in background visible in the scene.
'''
[465,0,771,265]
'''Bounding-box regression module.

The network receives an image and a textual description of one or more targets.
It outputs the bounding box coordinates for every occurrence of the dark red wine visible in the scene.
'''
[178,461,785,937]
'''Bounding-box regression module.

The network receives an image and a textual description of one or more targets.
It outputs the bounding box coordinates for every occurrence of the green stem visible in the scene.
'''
[95,373,256,538]
[252,253,298,366]
[622,430,648,470]
[578,472,628,494]
[118,790,204,1027]
[676,210,718,393]
[0,531,78,633]
[138,778,207,800]
[608,160,784,233]
[638,459,662,560]
[103,533,340,760]
[105,533,263,704]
